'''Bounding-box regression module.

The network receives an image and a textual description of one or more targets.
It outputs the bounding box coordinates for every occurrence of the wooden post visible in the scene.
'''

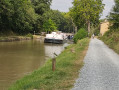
[52,58,56,71]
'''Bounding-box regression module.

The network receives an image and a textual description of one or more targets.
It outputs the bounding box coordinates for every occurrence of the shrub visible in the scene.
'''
[26,33,33,39]
[73,28,88,43]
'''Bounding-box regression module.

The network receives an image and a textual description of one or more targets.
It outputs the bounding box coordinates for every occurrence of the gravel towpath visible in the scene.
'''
[72,38,119,90]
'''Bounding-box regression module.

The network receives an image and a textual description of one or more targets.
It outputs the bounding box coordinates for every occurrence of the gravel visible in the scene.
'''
[72,38,119,90]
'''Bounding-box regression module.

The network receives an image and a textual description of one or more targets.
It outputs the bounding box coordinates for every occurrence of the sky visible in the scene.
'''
[50,0,115,19]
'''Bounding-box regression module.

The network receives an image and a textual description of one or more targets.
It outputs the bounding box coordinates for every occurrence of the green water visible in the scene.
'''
[0,39,69,90]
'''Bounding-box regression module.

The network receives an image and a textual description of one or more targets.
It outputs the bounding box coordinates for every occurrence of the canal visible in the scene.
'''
[0,39,70,90]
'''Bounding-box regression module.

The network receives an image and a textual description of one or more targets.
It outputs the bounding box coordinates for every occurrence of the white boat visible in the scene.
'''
[44,31,67,44]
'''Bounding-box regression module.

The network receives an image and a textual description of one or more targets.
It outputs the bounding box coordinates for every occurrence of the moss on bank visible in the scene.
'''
[100,30,119,54]
[9,38,90,90]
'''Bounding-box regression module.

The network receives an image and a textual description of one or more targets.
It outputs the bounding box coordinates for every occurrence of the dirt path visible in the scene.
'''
[72,38,119,90]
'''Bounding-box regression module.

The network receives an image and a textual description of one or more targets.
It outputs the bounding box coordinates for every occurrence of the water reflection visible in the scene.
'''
[45,43,69,59]
[0,40,70,90]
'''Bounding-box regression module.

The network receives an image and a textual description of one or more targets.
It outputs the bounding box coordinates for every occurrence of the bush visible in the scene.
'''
[26,33,33,39]
[73,28,88,43]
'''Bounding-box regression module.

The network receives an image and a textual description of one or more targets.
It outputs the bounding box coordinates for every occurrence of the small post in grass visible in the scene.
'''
[52,58,56,71]
[52,53,58,71]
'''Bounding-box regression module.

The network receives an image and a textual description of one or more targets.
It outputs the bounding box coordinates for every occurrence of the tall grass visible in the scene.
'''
[100,29,119,54]
[9,38,90,90]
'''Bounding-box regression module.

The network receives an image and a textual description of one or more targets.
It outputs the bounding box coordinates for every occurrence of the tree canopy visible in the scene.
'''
[108,0,119,29]
[0,0,37,35]
[43,19,57,33]
[70,0,104,32]
[0,0,76,35]
[43,10,74,33]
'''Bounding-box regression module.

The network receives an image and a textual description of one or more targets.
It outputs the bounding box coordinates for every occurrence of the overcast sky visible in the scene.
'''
[50,0,115,19]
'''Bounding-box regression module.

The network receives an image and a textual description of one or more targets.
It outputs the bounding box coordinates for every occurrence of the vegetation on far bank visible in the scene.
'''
[9,38,90,90]
[0,33,34,42]
[0,0,75,35]
[0,0,104,36]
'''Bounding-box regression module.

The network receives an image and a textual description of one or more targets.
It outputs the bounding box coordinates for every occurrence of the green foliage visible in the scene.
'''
[108,0,119,29]
[11,0,37,35]
[0,0,37,35]
[32,0,51,15]
[43,10,74,33]
[0,0,74,35]
[90,24,100,36]
[0,0,14,32]
[0,0,52,35]
[70,0,104,32]
[0,0,75,35]
[63,12,74,33]
[31,0,52,32]
[26,33,33,38]
[73,28,88,43]
[43,19,57,33]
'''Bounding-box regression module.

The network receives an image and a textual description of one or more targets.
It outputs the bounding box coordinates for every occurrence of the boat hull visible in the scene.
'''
[53,39,63,44]
[44,38,64,44]
[44,38,53,43]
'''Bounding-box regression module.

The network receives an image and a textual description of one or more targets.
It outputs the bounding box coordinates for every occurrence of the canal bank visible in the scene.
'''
[0,35,45,42]
[0,39,69,90]
[0,36,32,42]
[9,38,90,90]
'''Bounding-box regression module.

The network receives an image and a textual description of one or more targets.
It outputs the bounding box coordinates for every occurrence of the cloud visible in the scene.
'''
[50,0,73,12]
[101,0,115,19]
[51,0,115,19]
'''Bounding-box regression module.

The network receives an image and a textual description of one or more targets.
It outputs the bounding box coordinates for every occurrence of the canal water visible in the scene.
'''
[0,39,70,90]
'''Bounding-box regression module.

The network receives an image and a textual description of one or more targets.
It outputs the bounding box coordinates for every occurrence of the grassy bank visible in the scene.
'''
[100,29,119,54]
[0,36,32,42]
[0,33,34,42]
[9,38,90,90]
[0,34,42,42]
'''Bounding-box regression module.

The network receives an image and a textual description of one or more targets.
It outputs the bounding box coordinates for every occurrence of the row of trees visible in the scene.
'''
[43,10,74,33]
[0,0,38,35]
[0,0,74,35]
[2,0,114,35]
[70,0,119,35]
[70,0,104,34]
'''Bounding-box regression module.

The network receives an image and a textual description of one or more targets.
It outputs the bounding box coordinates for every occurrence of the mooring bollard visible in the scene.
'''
[52,58,56,71]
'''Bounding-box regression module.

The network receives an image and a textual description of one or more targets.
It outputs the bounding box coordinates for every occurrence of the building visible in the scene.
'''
[100,20,110,35]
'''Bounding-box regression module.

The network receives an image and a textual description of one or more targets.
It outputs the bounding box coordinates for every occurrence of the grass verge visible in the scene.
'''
[9,38,90,90]
[100,30,119,54]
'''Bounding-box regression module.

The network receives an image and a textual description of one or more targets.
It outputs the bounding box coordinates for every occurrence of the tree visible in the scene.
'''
[11,0,37,35]
[0,0,37,35]
[0,0,14,33]
[43,19,57,33]
[32,0,51,15]
[31,0,52,32]
[43,10,74,33]
[63,12,74,33]
[70,0,104,33]
[108,0,119,29]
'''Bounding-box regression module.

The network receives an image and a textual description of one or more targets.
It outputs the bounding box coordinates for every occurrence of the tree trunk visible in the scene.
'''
[75,26,77,33]
[71,17,77,34]
[88,21,90,33]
